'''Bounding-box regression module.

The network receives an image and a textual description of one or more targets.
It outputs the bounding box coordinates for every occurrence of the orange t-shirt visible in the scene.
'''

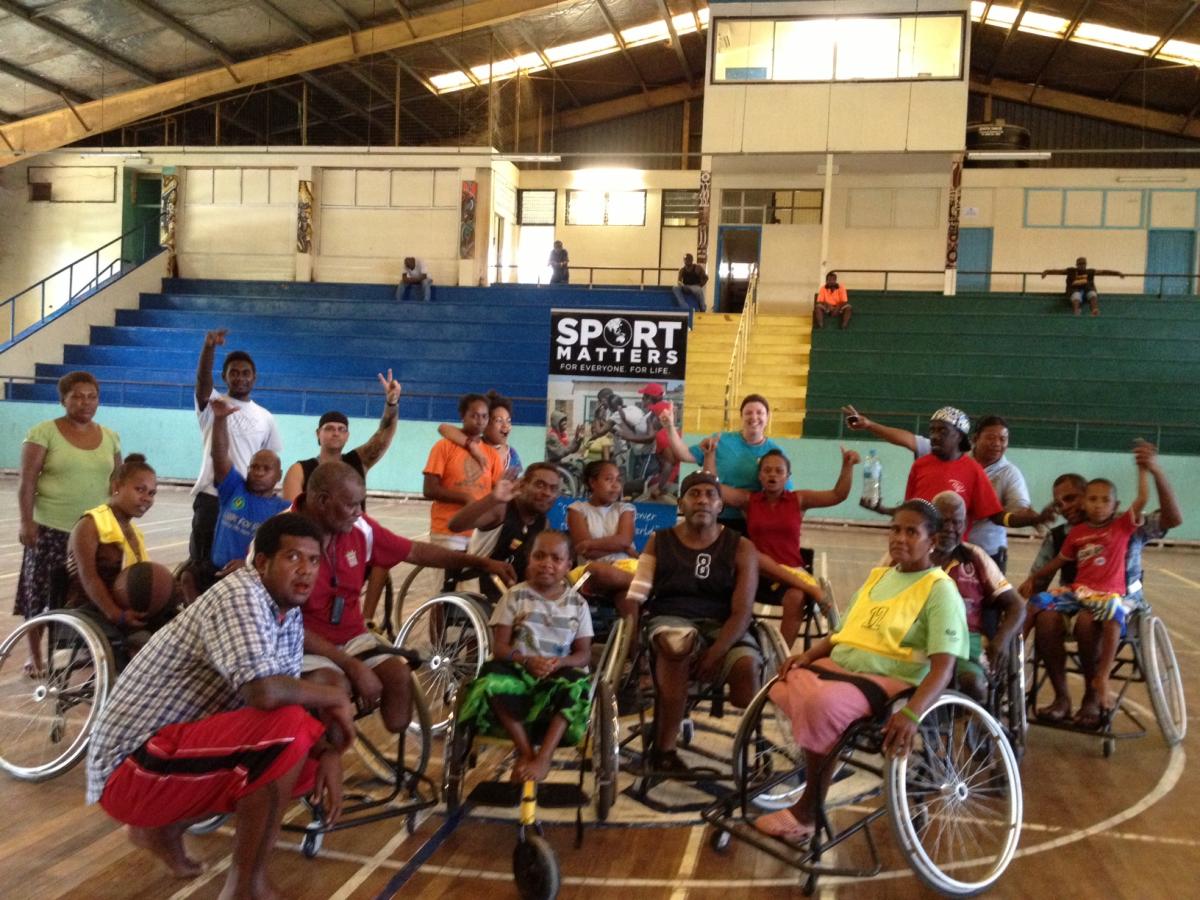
[817,285,848,307]
[423,438,505,535]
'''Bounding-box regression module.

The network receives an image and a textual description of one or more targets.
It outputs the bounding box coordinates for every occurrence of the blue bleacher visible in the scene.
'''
[12,278,679,423]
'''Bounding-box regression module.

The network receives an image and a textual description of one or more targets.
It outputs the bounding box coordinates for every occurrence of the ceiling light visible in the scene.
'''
[494,154,561,163]
[967,150,1051,161]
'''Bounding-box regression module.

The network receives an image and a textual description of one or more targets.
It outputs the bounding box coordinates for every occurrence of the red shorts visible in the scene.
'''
[100,705,325,828]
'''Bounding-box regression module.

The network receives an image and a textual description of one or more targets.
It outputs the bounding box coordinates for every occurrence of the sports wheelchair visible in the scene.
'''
[0,606,439,857]
[704,682,1023,897]
[1026,601,1185,757]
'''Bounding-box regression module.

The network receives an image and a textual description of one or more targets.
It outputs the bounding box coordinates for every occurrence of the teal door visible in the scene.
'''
[957,228,993,291]
[1145,229,1195,296]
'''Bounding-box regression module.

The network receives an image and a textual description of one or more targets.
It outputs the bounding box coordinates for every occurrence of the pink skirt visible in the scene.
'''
[768,658,909,755]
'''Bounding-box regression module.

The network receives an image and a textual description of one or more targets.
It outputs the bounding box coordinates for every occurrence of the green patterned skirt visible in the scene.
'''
[458,660,592,746]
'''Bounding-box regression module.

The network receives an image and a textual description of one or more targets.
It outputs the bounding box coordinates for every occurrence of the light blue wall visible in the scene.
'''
[3,402,1196,539]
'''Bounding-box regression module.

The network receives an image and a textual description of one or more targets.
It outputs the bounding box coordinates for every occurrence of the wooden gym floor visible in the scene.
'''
[1,479,1197,899]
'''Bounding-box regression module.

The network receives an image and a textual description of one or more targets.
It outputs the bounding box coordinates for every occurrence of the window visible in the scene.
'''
[566,190,647,226]
[662,189,700,227]
[713,13,964,84]
[518,189,556,225]
[720,189,822,225]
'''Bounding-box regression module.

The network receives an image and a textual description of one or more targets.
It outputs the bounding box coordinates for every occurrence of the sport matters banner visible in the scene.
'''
[545,309,689,548]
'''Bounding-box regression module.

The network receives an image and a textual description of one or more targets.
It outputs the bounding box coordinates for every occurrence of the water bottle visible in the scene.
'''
[861,449,882,508]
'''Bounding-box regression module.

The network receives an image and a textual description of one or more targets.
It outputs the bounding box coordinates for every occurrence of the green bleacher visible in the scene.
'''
[804,291,1200,453]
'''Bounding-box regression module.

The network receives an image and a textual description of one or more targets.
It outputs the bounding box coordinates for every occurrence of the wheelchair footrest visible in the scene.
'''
[467,781,589,809]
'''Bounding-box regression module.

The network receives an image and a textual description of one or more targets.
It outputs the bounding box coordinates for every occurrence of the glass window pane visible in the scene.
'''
[744,190,772,208]
[773,19,836,80]
[714,19,774,81]
[899,15,963,78]
[566,190,605,225]
[794,208,822,225]
[606,191,646,226]
[796,190,823,209]
[742,207,764,224]
[835,18,900,80]
[519,189,556,225]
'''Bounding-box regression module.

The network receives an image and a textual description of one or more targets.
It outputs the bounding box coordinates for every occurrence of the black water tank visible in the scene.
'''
[966,120,1033,167]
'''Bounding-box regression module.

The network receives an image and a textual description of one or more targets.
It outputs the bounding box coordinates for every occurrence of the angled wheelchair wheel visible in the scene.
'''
[591,680,619,822]
[443,694,474,816]
[396,593,490,735]
[513,832,560,900]
[0,612,115,782]
[990,637,1027,763]
[887,693,1022,897]
[754,619,791,681]
[731,678,805,811]
[1142,616,1187,746]
[353,667,434,785]
[186,814,229,835]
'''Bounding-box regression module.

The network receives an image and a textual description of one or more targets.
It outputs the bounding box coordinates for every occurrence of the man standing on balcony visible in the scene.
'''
[188,329,282,571]
[672,253,708,312]
[548,240,570,284]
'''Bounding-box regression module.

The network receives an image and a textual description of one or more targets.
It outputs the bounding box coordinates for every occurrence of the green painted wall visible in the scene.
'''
[3,402,1195,539]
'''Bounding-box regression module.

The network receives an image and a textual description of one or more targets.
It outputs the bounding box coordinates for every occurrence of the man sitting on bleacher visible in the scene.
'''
[626,471,759,774]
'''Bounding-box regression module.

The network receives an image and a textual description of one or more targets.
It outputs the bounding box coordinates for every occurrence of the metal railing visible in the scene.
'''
[488,263,678,289]
[0,374,544,420]
[723,266,760,431]
[1,219,162,347]
[837,267,1200,297]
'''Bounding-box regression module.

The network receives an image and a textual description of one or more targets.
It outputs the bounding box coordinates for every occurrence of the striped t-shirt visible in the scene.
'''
[490,582,594,663]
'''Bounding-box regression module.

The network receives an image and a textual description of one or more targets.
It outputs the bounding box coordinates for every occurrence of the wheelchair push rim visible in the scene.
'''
[886,693,1023,897]
[353,667,434,785]
[395,593,490,735]
[0,612,115,782]
[731,678,806,811]
[1143,616,1187,747]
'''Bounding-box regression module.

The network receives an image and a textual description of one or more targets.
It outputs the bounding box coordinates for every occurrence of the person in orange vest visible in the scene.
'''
[814,271,852,330]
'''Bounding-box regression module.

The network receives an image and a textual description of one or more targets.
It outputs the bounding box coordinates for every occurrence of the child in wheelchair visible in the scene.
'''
[1026,463,1149,728]
[702,445,855,648]
[566,460,639,614]
[458,530,594,782]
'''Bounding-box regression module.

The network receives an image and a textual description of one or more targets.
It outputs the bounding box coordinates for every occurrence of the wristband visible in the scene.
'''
[899,706,920,724]
[1003,512,1013,527]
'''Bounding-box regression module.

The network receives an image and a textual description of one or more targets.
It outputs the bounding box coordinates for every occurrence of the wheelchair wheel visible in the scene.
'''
[990,638,1027,763]
[396,593,491,735]
[592,680,619,822]
[818,577,840,631]
[0,612,115,782]
[187,814,229,835]
[443,691,473,815]
[755,619,791,680]
[731,678,805,811]
[353,668,434,786]
[596,615,633,691]
[513,833,560,900]
[392,566,428,637]
[1142,616,1187,746]
[887,693,1022,897]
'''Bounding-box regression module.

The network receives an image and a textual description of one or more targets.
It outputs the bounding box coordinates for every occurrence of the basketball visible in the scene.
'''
[112,561,177,620]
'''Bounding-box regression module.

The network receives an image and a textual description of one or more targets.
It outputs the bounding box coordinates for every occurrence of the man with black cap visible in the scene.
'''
[282,370,402,501]
[625,470,760,774]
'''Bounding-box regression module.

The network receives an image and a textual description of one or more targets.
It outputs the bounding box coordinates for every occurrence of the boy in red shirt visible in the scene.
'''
[1028,465,1149,726]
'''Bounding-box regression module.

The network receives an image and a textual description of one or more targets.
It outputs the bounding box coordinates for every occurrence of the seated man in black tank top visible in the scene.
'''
[447,463,562,601]
[626,471,760,774]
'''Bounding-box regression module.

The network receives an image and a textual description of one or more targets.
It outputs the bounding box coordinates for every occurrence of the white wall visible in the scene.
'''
[515,169,701,285]
[0,159,123,310]
[178,166,295,280]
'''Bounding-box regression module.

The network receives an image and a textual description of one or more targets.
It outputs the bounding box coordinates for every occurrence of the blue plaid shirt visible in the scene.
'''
[86,567,304,804]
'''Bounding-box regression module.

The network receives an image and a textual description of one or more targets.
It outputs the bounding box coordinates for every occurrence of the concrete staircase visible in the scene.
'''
[682,312,739,434]
[741,314,811,438]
